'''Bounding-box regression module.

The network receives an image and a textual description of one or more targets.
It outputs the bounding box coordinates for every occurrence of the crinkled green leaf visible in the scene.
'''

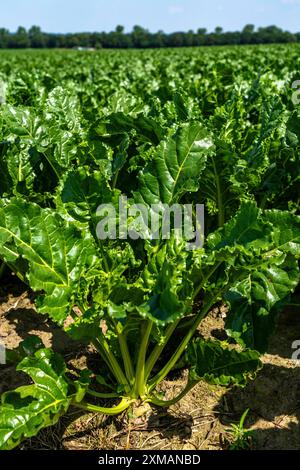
[0,198,96,324]
[5,335,45,365]
[186,339,262,387]
[264,210,300,257]
[0,349,89,450]
[136,236,193,324]
[56,167,113,224]
[135,122,214,206]
[225,255,300,352]
[207,200,271,254]
[96,112,164,145]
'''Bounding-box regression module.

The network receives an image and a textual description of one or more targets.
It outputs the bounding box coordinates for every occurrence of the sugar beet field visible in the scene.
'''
[0,45,299,451]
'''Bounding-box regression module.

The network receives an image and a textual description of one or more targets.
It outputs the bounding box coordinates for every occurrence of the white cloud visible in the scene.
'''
[168,5,184,15]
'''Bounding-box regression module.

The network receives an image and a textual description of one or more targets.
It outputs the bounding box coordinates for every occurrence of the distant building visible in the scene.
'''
[0,341,5,365]
[75,47,95,51]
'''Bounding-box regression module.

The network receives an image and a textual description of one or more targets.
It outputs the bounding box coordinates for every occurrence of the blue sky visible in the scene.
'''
[1,0,299,33]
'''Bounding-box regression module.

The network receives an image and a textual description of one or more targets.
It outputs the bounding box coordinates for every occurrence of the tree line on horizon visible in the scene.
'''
[0,24,299,49]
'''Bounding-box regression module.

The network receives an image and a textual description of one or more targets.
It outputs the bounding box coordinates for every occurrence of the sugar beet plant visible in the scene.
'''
[0,46,299,450]
[0,118,299,450]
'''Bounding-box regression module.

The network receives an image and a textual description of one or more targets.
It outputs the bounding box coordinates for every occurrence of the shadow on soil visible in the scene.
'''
[215,363,300,450]
[215,306,300,450]
[2,307,77,353]
[19,404,195,450]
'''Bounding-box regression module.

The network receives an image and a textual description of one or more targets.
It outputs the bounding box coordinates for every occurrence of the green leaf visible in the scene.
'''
[225,255,300,352]
[264,210,300,257]
[66,307,103,342]
[56,167,112,224]
[96,112,164,145]
[207,200,271,253]
[1,105,44,142]
[0,198,96,324]
[6,335,45,365]
[203,204,300,352]
[0,349,87,450]
[136,235,193,325]
[285,110,300,147]
[186,339,262,387]
[135,122,214,206]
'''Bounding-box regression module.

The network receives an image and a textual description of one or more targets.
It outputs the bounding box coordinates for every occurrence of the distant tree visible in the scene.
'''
[12,27,30,48]
[29,25,45,48]
[0,28,10,48]
[152,30,165,48]
[64,34,77,48]
[184,29,195,46]
[0,23,299,49]
[168,32,184,47]
[241,24,255,44]
[115,25,124,34]
[43,33,55,48]
[196,28,207,45]
[243,24,255,34]
[257,25,284,44]
[132,25,150,48]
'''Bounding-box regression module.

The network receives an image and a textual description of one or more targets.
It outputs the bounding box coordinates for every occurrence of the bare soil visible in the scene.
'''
[1,275,300,450]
